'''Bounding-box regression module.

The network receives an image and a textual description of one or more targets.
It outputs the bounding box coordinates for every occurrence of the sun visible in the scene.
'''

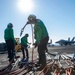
[17,0,34,13]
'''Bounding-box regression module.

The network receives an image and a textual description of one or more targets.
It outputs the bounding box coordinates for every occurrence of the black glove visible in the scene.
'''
[45,47,48,52]
[26,21,30,25]
[15,42,17,45]
[33,43,38,48]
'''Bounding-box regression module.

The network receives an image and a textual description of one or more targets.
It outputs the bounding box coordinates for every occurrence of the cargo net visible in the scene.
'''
[0,51,75,75]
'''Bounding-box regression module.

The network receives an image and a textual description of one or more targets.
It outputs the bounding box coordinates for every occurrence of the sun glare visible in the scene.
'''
[17,0,34,13]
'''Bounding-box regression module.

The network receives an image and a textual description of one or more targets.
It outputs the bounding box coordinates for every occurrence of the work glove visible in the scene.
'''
[26,21,31,25]
[45,48,48,52]
[28,43,31,45]
[15,42,18,45]
[33,43,38,48]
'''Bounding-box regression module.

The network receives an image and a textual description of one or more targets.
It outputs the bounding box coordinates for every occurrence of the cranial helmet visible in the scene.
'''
[7,23,13,28]
[25,34,29,37]
[28,14,36,21]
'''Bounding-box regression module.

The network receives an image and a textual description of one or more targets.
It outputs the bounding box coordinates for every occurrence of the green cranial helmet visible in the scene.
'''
[28,14,36,21]
[7,23,13,28]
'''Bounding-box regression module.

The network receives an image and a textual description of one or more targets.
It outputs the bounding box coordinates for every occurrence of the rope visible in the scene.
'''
[31,24,34,65]
[38,61,55,75]
[0,58,14,72]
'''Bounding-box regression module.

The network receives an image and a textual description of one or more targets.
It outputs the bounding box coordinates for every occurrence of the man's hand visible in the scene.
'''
[33,43,38,48]
[26,21,30,25]
[15,42,18,45]
[28,43,31,45]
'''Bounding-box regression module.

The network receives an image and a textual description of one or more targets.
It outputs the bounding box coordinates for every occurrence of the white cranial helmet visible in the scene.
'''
[28,14,36,21]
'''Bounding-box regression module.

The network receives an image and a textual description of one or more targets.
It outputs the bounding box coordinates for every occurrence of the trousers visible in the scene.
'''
[38,36,49,66]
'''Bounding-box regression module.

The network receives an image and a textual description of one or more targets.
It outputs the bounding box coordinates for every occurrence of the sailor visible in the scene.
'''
[4,23,17,63]
[26,14,49,70]
[21,34,29,61]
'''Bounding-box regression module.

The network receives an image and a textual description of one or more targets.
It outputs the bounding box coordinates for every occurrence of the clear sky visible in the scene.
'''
[0,0,75,44]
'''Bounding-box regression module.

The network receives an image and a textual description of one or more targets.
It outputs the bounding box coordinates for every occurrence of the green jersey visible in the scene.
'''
[21,36,28,45]
[34,19,48,43]
[4,28,16,44]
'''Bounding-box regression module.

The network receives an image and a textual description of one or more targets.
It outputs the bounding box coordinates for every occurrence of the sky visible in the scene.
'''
[0,0,75,44]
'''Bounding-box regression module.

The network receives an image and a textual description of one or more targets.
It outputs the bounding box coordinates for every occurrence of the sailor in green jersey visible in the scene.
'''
[26,14,49,70]
[4,23,16,62]
[21,34,29,60]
